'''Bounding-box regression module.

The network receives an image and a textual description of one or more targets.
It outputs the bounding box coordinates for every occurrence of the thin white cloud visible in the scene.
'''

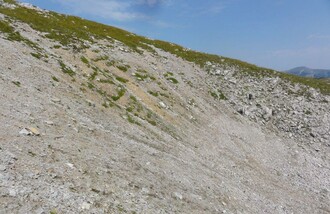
[271,46,330,57]
[137,0,165,7]
[178,1,227,17]
[149,19,180,28]
[51,0,176,29]
[52,0,173,22]
[308,34,330,40]
[54,0,147,21]
[200,3,225,15]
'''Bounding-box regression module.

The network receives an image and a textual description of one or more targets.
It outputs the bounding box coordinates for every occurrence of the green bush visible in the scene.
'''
[12,81,21,87]
[31,52,42,59]
[52,76,59,82]
[117,65,130,72]
[148,91,159,97]
[81,56,89,64]
[115,76,129,83]
[111,88,126,101]
[167,77,179,84]
[58,61,75,76]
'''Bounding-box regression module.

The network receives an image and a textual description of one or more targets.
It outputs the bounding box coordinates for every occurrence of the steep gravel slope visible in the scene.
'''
[0,2,329,213]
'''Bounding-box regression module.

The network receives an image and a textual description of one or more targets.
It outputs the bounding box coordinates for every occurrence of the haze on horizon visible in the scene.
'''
[20,0,330,71]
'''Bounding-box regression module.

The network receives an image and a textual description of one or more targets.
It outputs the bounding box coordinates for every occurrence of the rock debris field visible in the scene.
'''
[0,2,329,213]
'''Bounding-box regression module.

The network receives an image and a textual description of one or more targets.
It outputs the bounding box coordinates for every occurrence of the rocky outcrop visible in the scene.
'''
[205,61,330,150]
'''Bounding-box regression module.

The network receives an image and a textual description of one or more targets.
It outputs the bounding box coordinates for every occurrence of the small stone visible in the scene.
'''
[28,127,40,136]
[223,70,230,75]
[66,163,74,169]
[173,192,183,200]
[0,165,6,171]
[215,69,221,75]
[81,202,91,210]
[51,97,61,103]
[8,189,16,197]
[159,101,167,109]
[35,208,45,214]
[262,107,272,120]
[44,120,54,125]
[19,128,31,135]
[141,188,149,194]
[229,79,237,84]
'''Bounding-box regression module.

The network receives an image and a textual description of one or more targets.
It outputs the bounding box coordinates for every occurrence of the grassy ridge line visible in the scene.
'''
[0,1,329,94]
[0,5,149,51]
[147,40,330,94]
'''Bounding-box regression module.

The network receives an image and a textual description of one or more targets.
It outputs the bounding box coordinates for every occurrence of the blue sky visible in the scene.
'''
[20,0,330,71]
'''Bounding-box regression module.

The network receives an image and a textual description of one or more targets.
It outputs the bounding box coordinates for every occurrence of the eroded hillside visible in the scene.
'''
[0,1,329,213]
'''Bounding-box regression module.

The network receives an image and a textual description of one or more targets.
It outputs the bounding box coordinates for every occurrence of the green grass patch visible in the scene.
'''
[92,55,109,62]
[89,70,98,81]
[0,20,14,33]
[102,101,108,108]
[99,78,114,84]
[58,61,75,76]
[111,87,126,101]
[116,65,130,72]
[163,72,174,77]
[134,69,155,81]
[146,119,157,126]
[80,56,89,64]
[167,77,179,84]
[134,72,148,81]
[0,19,40,49]
[130,95,137,102]
[52,76,59,82]
[126,106,134,112]
[209,89,227,100]
[160,93,170,98]
[105,60,115,67]
[53,45,61,49]
[163,72,178,84]
[115,76,129,83]
[127,114,141,126]
[137,69,148,73]
[30,52,42,59]
[148,91,159,97]
[87,82,95,89]
[12,81,21,87]
[3,0,17,4]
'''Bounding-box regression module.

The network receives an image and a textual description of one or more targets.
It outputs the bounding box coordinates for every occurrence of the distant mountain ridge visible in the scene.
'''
[286,66,330,78]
